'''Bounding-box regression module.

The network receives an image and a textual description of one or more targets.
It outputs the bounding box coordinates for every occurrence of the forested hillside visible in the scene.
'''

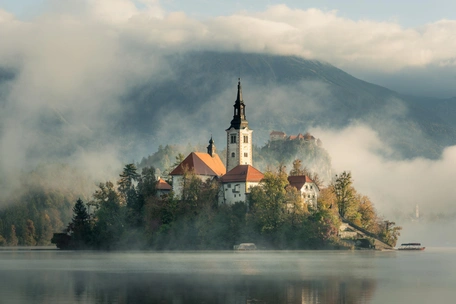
[0,164,97,246]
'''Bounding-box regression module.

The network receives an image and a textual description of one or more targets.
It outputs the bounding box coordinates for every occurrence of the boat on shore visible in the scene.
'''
[233,243,257,251]
[398,243,425,251]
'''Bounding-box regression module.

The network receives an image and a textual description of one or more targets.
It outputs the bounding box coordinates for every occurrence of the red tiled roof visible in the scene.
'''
[287,175,315,190]
[157,178,172,190]
[270,131,286,136]
[169,152,226,176]
[220,165,264,183]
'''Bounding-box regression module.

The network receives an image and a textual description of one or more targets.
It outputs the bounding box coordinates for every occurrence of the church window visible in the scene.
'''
[230,134,236,143]
[231,152,235,158]
[243,136,248,143]
[244,153,248,157]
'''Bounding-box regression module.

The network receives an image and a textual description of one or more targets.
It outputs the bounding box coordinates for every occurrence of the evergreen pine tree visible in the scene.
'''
[70,198,92,248]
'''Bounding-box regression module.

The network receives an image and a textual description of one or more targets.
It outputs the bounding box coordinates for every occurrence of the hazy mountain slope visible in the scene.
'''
[1,51,455,167]
[119,52,456,159]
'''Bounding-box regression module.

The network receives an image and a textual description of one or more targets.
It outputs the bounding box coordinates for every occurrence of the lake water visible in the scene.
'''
[0,248,455,303]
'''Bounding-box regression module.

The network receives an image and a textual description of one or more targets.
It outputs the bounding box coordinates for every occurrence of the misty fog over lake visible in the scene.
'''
[1,248,455,304]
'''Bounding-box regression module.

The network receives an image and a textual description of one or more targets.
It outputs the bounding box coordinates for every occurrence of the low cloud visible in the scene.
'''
[313,123,456,218]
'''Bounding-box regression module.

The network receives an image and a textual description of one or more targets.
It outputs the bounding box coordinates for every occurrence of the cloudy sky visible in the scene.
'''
[2,0,456,97]
[1,0,456,243]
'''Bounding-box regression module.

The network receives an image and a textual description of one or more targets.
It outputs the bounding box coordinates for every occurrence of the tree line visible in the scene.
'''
[53,162,401,250]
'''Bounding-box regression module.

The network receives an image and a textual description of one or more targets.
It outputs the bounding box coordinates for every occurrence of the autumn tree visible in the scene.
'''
[37,213,53,245]
[289,159,323,188]
[333,171,357,218]
[9,224,18,246]
[24,220,37,246]
[357,195,379,233]
[289,159,306,176]
[249,170,289,237]
[379,220,402,247]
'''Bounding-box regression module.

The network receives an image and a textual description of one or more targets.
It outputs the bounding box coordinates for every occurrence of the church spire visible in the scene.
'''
[236,78,243,104]
[207,136,216,156]
[229,78,248,130]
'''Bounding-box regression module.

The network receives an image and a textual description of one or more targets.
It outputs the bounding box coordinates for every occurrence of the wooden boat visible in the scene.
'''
[233,243,257,251]
[398,243,425,251]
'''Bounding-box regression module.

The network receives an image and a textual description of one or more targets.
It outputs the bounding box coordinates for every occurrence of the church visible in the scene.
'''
[169,79,263,204]
[219,79,264,205]
[169,79,318,207]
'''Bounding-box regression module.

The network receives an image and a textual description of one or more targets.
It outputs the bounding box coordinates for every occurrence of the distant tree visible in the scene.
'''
[67,198,92,248]
[333,171,357,218]
[249,170,289,237]
[118,164,140,193]
[284,185,308,227]
[318,187,337,210]
[137,167,157,199]
[37,213,53,245]
[172,153,185,169]
[379,220,402,247]
[9,225,18,246]
[289,159,306,176]
[309,172,323,189]
[24,219,37,246]
[0,234,6,246]
[357,195,379,233]
[132,166,157,227]
[289,159,323,188]
[91,182,125,249]
[118,164,140,209]
[306,206,341,247]
[91,181,119,208]
[180,168,204,212]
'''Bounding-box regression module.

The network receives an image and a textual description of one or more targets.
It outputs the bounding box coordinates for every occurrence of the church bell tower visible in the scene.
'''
[226,79,253,172]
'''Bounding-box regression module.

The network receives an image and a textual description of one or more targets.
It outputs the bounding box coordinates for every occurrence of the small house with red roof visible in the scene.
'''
[156,177,172,197]
[287,175,320,208]
[169,138,226,198]
[219,164,264,205]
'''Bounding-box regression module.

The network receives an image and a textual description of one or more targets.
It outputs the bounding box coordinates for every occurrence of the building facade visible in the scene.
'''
[219,165,264,205]
[287,175,320,208]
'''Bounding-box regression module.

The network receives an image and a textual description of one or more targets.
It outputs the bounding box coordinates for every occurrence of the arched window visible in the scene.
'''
[231,152,235,157]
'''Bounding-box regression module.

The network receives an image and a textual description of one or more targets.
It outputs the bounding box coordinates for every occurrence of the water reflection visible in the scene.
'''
[2,269,376,303]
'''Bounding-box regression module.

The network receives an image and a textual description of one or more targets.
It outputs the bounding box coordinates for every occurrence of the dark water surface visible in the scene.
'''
[0,248,455,303]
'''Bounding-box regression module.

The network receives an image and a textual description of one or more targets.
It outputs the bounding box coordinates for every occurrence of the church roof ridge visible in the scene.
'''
[170,152,226,176]
[220,164,263,183]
